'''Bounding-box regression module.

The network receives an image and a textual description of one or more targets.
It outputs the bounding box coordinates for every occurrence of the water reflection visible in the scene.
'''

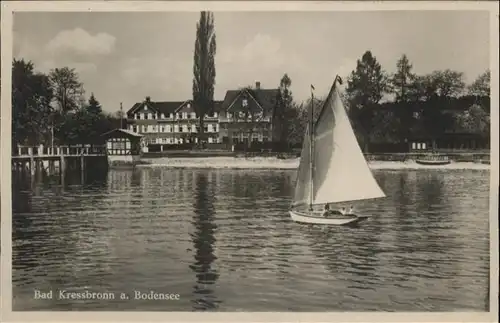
[190,172,220,310]
[12,168,490,311]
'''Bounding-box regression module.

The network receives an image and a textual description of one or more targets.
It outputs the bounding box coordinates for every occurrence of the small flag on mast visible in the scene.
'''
[311,84,315,90]
[336,76,343,85]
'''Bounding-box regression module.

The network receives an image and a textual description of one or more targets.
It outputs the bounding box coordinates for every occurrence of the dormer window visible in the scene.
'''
[144,105,148,111]
[187,103,191,108]
[242,99,248,107]
[169,113,173,119]
[161,113,165,119]
[214,112,218,118]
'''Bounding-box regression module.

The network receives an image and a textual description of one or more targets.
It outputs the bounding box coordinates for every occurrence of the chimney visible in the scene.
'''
[255,81,261,90]
[145,96,151,102]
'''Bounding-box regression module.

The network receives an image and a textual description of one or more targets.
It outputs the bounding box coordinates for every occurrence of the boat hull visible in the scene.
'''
[415,159,451,166]
[289,210,368,225]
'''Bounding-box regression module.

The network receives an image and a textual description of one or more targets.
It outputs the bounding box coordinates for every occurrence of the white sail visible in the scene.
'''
[292,81,386,207]
[292,124,312,206]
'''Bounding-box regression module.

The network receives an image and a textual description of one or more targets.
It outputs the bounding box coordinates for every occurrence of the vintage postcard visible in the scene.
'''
[1,1,498,322]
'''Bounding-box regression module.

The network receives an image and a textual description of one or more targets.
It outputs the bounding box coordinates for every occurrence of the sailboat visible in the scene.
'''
[289,76,386,225]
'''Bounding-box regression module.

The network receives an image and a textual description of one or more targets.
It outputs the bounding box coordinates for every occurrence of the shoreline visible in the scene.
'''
[136,157,490,170]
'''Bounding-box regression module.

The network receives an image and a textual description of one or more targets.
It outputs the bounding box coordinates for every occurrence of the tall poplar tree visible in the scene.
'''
[192,11,217,145]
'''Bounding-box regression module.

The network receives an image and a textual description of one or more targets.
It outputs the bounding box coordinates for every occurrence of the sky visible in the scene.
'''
[13,10,490,114]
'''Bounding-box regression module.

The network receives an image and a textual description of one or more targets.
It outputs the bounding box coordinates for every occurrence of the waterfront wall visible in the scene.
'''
[108,155,144,168]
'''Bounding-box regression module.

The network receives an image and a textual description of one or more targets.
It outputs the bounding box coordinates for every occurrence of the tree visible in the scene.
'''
[285,102,309,147]
[84,93,105,142]
[48,67,85,113]
[468,70,490,97]
[192,11,217,146]
[390,55,416,149]
[391,54,415,102]
[86,93,103,116]
[273,73,294,146]
[345,50,388,152]
[12,59,53,147]
[454,104,490,137]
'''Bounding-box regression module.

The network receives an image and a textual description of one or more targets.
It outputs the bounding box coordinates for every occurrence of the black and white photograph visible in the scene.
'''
[1,1,498,321]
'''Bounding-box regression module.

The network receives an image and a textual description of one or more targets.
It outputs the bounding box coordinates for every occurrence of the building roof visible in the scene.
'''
[127,99,225,116]
[221,88,278,113]
[101,128,144,139]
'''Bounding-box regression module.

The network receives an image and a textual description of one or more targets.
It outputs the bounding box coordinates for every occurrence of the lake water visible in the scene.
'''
[12,167,490,311]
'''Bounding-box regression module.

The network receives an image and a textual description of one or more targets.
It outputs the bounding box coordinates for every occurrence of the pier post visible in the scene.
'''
[60,155,66,186]
[80,155,85,184]
[49,160,55,175]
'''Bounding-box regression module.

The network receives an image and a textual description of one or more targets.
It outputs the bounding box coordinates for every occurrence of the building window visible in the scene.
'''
[214,112,218,118]
[227,112,232,119]
[160,126,164,133]
[412,142,416,149]
[140,113,144,120]
[183,125,189,133]
[174,125,179,133]
[242,99,248,107]
[182,112,187,119]
[142,125,146,133]
[129,125,134,131]
[191,124,197,132]
[148,113,152,120]
[166,125,171,133]
[422,143,427,150]
[169,113,173,119]
[191,112,196,119]
[207,124,213,133]
[135,114,139,120]
[175,113,180,119]
[161,113,165,119]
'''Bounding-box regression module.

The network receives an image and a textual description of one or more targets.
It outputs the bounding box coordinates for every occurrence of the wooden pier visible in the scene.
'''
[12,144,108,184]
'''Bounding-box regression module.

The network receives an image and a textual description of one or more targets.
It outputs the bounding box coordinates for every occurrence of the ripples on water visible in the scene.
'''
[12,168,490,311]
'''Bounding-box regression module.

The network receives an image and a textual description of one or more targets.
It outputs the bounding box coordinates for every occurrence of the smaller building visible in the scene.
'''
[101,128,143,156]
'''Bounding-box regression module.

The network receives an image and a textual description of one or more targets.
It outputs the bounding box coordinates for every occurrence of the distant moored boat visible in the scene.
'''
[415,154,451,166]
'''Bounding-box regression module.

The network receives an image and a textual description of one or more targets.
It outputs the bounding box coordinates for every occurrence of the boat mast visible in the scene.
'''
[309,85,315,211]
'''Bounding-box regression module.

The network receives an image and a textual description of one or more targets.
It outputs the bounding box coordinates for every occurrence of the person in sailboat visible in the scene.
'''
[347,205,354,215]
[339,207,346,215]
[323,204,332,217]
